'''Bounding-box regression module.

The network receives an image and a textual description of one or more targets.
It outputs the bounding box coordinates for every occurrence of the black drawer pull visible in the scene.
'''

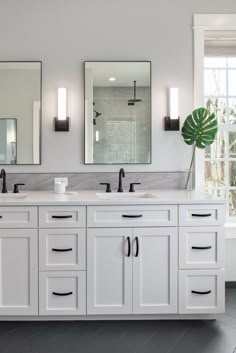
[192,246,212,250]
[0,216,2,218]
[51,215,73,219]
[191,213,212,217]
[191,290,212,295]
[122,215,143,218]
[127,237,131,257]
[134,237,139,257]
[52,291,73,296]
[52,248,73,252]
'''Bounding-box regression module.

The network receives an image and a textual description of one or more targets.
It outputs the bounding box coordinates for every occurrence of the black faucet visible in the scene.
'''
[117,168,125,192]
[0,169,7,193]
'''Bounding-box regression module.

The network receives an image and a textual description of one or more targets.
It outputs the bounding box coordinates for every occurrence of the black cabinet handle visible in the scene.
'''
[52,215,73,219]
[192,246,212,250]
[122,215,143,218]
[0,216,2,219]
[191,213,212,217]
[127,237,131,257]
[52,291,73,296]
[52,248,73,252]
[134,237,139,257]
[191,290,212,295]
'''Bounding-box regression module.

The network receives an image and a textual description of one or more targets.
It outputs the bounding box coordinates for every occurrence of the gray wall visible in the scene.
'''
[0,0,235,174]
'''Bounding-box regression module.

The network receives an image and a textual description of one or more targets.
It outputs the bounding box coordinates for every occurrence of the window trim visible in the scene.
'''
[193,14,236,192]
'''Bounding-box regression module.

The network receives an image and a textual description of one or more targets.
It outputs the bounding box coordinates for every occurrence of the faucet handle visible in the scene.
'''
[13,183,25,193]
[100,183,111,193]
[129,183,141,193]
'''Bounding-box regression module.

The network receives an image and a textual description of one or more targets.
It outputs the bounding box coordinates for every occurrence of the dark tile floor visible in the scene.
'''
[0,289,236,353]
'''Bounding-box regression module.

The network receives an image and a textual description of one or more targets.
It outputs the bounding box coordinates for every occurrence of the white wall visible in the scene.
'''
[0,0,235,172]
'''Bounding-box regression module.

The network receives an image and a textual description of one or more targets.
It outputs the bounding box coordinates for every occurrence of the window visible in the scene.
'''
[204,57,236,217]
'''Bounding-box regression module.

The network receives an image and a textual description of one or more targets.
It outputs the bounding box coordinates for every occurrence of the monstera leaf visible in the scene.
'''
[181,107,218,148]
[181,107,218,189]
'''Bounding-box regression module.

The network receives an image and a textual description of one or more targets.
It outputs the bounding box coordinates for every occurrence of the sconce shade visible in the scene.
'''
[164,87,180,131]
[55,87,69,131]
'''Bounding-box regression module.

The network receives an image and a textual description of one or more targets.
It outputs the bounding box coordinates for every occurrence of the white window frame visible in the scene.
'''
[194,14,236,190]
[194,14,236,232]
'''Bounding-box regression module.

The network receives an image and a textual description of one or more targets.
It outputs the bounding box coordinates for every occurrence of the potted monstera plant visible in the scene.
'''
[181,107,218,190]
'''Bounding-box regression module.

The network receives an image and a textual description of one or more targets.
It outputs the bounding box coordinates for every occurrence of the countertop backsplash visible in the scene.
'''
[5,172,187,192]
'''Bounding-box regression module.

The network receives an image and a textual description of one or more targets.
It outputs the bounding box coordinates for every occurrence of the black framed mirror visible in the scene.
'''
[84,61,151,164]
[0,61,42,165]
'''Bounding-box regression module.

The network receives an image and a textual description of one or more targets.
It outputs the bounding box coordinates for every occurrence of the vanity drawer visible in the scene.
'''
[39,206,86,228]
[87,205,177,227]
[39,229,86,271]
[179,227,225,269]
[39,271,86,315]
[179,204,225,226]
[0,206,37,228]
[179,269,225,314]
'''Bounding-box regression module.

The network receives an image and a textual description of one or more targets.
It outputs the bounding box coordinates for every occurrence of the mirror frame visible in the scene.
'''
[0,61,42,165]
[84,60,152,165]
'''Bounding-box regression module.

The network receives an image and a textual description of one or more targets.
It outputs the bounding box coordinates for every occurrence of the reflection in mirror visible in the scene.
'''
[0,62,41,164]
[0,119,17,164]
[85,61,151,164]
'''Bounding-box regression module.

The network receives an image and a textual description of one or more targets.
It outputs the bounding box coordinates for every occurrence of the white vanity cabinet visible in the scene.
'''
[87,206,178,315]
[0,207,38,315]
[0,194,226,320]
[38,206,86,315]
[87,203,225,317]
[178,204,225,314]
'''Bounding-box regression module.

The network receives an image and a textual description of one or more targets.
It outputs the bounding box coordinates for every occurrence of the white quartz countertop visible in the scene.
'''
[0,190,226,206]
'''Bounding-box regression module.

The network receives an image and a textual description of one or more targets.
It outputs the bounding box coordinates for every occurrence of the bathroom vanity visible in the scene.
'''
[0,190,225,320]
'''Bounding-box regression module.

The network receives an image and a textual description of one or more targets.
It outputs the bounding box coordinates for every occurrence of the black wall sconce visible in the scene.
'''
[54,88,69,132]
[164,88,180,131]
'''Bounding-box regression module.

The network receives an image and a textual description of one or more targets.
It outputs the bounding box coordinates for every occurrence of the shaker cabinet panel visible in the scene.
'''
[0,229,38,315]
[179,269,225,314]
[179,204,225,227]
[87,228,133,315]
[133,228,178,314]
[39,271,86,315]
[179,227,225,269]
[39,206,86,228]
[87,205,177,228]
[39,228,86,271]
[0,207,37,228]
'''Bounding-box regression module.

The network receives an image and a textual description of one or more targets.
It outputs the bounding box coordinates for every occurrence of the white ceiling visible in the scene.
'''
[85,62,151,87]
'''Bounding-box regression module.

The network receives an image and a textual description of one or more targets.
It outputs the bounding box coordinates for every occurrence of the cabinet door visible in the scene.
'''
[133,228,178,314]
[87,228,132,315]
[0,229,38,315]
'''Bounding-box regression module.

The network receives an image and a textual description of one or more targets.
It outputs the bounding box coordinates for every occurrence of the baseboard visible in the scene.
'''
[226,281,236,288]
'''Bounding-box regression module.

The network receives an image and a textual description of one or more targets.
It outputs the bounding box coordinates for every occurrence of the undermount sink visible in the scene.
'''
[96,192,158,200]
[0,193,28,200]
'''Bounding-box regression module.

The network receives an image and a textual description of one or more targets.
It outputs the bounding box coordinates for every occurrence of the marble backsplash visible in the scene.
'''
[5,172,187,192]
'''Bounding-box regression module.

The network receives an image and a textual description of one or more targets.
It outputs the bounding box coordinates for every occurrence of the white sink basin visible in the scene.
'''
[0,193,28,201]
[96,192,158,200]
